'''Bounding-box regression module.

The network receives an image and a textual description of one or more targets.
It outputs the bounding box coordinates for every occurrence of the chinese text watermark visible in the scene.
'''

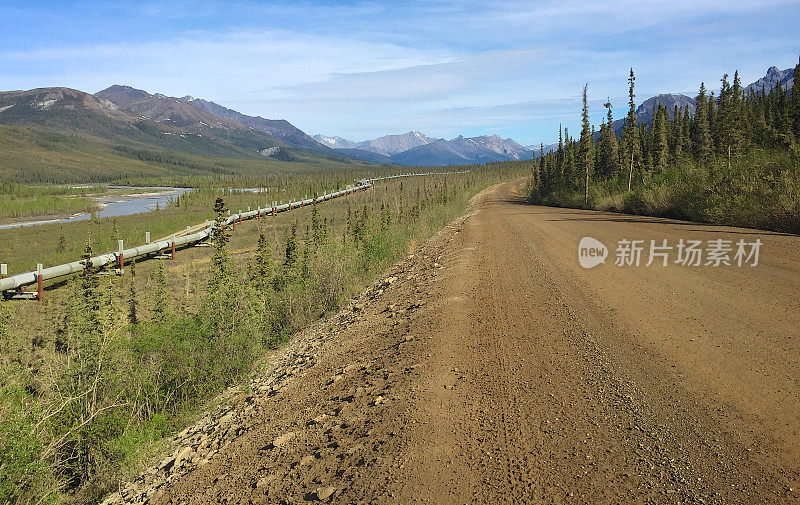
[579,237,761,269]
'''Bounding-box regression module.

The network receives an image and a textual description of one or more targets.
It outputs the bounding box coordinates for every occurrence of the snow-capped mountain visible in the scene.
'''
[315,131,534,166]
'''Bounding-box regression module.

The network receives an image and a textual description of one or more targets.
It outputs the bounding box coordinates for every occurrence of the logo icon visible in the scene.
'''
[578,236,608,269]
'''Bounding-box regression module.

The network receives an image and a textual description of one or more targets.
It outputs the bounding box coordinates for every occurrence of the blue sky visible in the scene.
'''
[0,1,798,145]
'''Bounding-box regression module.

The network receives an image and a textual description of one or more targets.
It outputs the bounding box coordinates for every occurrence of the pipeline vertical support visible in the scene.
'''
[118,239,124,274]
[146,231,151,245]
[186,226,191,235]
[1,263,6,279]
[37,263,43,301]
[258,206,261,219]
[171,235,176,260]
[238,211,242,225]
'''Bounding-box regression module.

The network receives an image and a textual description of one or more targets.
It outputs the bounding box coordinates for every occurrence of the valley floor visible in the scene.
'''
[104,181,800,504]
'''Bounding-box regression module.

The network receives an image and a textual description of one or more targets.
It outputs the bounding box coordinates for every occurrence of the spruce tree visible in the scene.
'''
[212,197,229,250]
[310,202,322,247]
[556,125,565,184]
[693,82,712,162]
[682,105,692,154]
[672,105,683,159]
[622,68,640,191]
[732,70,744,142]
[252,226,273,293]
[209,196,231,296]
[708,91,718,151]
[597,99,620,177]
[652,105,669,172]
[792,57,800,141]
[151,261,168,320]
[283,221,298,274]
[127,261,138,325]
[78,234,101,334]
[578,83,594,204]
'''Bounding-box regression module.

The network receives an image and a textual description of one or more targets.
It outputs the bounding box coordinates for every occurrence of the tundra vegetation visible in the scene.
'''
[527,61,800,234]
[0,167,518,504]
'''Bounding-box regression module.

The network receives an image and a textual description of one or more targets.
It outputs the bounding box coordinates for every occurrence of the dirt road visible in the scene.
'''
[106,180,800,504]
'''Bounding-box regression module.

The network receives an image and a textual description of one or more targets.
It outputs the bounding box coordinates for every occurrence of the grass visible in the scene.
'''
[0,166,524,504]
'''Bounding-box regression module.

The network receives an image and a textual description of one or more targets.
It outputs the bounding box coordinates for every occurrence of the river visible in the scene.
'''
[0,186,194,230]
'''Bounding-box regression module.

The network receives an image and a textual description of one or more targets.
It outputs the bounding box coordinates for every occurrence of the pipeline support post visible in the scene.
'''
[1,263,6,279]
[145,231,151,245]
[118,239,124,274]
[171,235,176,260]
[37,263,43,301]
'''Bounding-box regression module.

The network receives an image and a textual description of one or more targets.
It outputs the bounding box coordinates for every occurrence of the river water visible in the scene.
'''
[0,186,194,230]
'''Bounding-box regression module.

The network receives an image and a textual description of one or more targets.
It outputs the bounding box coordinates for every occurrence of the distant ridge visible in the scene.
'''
[183,97,335,155]
[0,86,283,160]
[744,65,794,94]
[314,131,533,166]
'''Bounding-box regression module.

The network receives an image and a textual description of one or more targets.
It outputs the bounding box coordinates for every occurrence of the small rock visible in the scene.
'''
[272,431,296,447]
[372,396,385,406]
[300,455,315,466]
[316,486,336,501]
[386,276,397,285]
[160,456,176,473]
[255,475,275,488]
[174,446,193,467]
[218,411,234,426]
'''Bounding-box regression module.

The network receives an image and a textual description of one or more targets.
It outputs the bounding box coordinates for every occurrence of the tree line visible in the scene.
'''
[528,58,800,233]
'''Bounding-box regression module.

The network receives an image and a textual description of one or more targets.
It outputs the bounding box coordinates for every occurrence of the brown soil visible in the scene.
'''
[104,180,800,504]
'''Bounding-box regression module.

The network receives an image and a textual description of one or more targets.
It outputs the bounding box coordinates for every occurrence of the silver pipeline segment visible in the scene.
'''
[0,227,213,292]
[368,170,469,183]
[0,181,372,294]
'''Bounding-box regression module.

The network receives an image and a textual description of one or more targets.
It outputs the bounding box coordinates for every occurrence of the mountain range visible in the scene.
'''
[91,86,535,166]
[314,131,533,166]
